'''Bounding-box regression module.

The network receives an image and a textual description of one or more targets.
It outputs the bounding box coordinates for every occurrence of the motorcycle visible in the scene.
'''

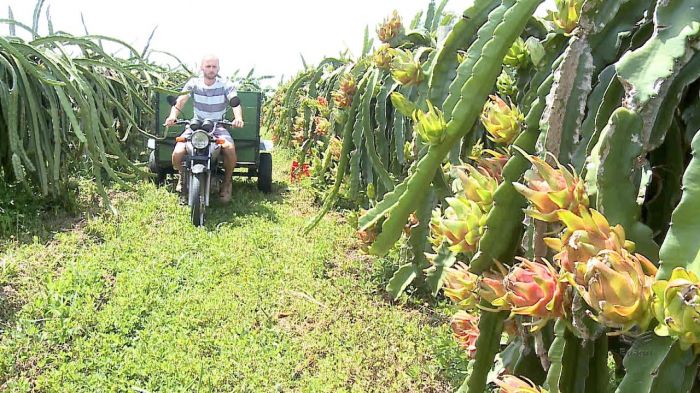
[170,117,234,226]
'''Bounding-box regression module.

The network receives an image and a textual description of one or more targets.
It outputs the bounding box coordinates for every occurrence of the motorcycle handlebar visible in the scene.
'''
[165,120,234,128]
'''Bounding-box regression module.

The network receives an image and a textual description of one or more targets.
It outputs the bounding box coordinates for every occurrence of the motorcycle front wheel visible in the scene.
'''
[189,173,206,226]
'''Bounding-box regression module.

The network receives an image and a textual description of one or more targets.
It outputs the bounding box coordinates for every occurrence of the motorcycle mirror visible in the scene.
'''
[201,119,214,132]
[166,95,178,106]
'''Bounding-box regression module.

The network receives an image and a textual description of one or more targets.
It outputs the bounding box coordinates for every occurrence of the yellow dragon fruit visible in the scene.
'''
[653,267,700,351]
[443,262,480,309]
[497,70,518,98]
[493,258,567,329]
[496,375,549,393]
[451,311,480,359]
[376,10,404,44]
[390,49,425,86]
[479,264,508,305]
[429,196,487,254]
[513,152,588,222]
[480,95,524,145]
[455,164,499,212]
[579,249,657,332]
[546,0,585,34]
[470,142,510,182]
[313,116,331,137]
[403,212,420,237]
[328,137,342,161]
[373,44,393,69]
[413,100,446,145]
[503,37,529,68]
[545,207,635,284]
[332,74,356,108]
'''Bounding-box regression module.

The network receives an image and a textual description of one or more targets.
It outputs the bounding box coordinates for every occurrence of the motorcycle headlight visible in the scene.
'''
[191,131,210,149]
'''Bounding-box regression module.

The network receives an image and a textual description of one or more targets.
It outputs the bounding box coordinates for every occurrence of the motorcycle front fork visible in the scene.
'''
[181,162,221,205]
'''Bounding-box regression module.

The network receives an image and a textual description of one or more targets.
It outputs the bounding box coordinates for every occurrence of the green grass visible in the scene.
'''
[0,149,467,392]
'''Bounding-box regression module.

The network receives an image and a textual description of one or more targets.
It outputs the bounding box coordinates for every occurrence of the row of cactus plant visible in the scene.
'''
[266,0,700,391]
[0,1,191,206]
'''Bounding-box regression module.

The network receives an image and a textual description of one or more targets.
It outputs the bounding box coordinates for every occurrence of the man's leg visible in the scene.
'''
[220,141,237,202]
[172,142,187,192]
[172,128,192,192]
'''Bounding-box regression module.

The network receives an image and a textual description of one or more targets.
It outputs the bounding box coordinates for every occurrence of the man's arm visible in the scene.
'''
[165,94,190,125]
[232,105,244,128]
[225,81,244,128]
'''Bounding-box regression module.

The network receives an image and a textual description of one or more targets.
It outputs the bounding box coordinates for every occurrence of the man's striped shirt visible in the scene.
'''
[182,77,238,121]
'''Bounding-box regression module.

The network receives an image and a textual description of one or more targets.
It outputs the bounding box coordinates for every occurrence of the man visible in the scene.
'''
[165,55,244,203]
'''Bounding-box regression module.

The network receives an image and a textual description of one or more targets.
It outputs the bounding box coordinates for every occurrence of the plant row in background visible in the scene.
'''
[264,0,700,391]
[0,1,276,214]
[0,2,196,206]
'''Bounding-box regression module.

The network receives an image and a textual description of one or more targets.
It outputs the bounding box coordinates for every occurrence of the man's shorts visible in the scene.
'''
[179,125,234,145]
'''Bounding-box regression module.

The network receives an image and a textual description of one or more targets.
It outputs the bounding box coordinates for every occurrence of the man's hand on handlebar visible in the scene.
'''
[232,119,244,128]
[164,116,178,126]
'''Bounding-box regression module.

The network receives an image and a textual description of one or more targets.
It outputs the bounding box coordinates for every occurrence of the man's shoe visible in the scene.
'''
[175,176,183,193]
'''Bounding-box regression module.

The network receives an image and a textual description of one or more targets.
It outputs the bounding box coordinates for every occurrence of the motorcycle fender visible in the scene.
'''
[192,164,207,174]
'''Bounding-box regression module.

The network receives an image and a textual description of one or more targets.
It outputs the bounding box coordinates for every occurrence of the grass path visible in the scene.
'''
[0,150,466,392]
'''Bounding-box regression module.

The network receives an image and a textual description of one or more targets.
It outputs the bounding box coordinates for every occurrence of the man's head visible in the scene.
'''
[200,55,220,81]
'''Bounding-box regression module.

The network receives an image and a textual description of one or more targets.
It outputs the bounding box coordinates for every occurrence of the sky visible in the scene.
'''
[5,0,556,86]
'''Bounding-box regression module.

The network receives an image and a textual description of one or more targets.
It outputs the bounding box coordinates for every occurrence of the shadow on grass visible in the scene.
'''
[0,182,101,249]
[201,178,288,230]
[0,183,104,327]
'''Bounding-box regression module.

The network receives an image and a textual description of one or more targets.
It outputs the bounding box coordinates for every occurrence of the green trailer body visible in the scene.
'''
[150,90,266,173]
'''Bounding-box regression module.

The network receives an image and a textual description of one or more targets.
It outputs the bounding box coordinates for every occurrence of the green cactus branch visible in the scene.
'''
[615,0,700,150]
[616,334,675,393]
[585,107,660,261]
[657,128,700,279]
[571,64,617,170]
[304,73,369,233]
[266,2,700,391]
[461,310,508,393]
[428,0,501,107]
[470,73,554,273]
[367,0,544,257]
[361,69,396,192]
